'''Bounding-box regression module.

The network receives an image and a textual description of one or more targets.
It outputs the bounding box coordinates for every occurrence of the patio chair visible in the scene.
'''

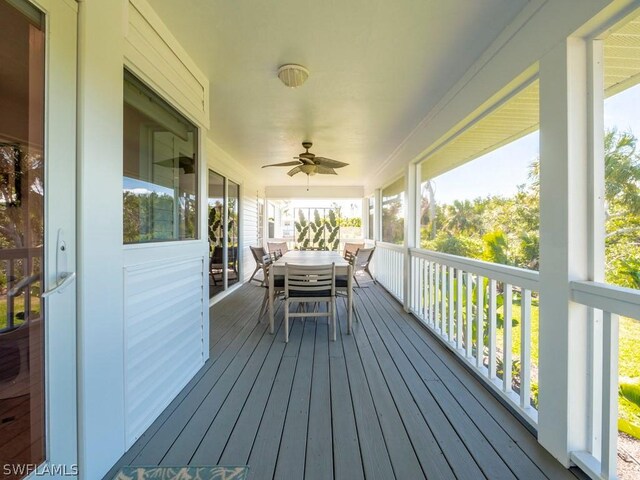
[353,247,376,287]
[0,322,31,400]
[249,246,267,284]
[343,242,364,259]
[209,245,224,285]
[336,251,357,322]
[267,241,288,258]
[284,263,336,342]
[257,254,285,321]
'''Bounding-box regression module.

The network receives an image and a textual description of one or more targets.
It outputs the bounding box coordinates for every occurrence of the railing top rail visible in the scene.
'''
[571,280,640,320]
[375,241,405,252]
[0,246,43,261]
[409,247,540,291]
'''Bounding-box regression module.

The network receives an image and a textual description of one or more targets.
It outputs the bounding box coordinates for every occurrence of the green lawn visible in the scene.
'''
[0,296,34,330]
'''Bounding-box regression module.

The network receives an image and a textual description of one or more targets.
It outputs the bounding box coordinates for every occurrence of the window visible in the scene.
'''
[208,170,240,298]
[382,177,405,244]
[123,71,198,243]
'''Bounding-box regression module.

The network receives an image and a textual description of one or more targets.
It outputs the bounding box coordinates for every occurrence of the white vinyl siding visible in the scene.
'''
[123,256,205,446]
[242,189,260,281]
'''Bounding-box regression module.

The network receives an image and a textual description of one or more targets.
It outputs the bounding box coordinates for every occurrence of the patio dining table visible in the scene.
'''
[268,250,353,336]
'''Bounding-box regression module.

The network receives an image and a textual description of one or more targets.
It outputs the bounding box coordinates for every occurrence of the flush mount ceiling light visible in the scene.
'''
[277,64,309,88]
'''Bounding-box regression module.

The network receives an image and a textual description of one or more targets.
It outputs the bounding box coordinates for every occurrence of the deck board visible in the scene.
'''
[105,283,578,480]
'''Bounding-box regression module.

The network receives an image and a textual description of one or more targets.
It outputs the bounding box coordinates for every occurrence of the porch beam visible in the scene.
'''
[538,37,591,466]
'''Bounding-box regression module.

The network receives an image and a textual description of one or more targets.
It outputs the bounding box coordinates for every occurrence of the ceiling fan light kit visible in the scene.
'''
[277,64,309,88]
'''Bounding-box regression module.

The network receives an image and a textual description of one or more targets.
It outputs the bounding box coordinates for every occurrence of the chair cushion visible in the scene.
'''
[288,289,333,298]
[335,275,350,288]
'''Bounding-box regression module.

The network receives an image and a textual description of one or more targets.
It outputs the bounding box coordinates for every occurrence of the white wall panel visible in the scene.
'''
[123,256,205,446]
[124,0,210,128]
[242,190,260,280]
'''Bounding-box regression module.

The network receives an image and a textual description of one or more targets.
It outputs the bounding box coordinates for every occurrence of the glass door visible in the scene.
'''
[227,180,239,288]
[0,2,46,472]
[0,0,77,476]
[208,171,225,298]
[207,171,240,298]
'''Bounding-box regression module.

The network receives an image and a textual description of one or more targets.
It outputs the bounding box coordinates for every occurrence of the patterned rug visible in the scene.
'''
[113,466,249,480]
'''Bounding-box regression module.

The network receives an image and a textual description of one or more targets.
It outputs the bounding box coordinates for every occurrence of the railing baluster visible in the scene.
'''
[448,266,454,343]
[430,262,435,326]
[441,264,447,338]
[476,275,484,369]
[465,271,472,358]
[520,289,532,409]
[8,258,15,329]
[389,248,546,430]
[418,258,423,317]
[456,269,463,350]
[434,263,440,332]
[422,259,428,322]
[425,261,431,324]
[601,311,619,480]
[503,284,513,393]
[488,279,497,379]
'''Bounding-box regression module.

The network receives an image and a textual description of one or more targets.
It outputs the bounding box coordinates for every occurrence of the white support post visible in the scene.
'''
[403,163,418,312]
[587,39,605,459]
[374,188,382,242]
[362,196,369,240]
[538,37,591,466]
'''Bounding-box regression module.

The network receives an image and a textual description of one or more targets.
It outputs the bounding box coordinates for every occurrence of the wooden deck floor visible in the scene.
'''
[106,283,581,480]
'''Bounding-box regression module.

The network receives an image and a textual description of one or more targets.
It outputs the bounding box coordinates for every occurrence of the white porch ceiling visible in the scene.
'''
[150,0,529,187]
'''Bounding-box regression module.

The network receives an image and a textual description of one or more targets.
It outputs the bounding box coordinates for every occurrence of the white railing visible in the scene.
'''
[371,242,405,301]
[569,281,640,480]
[407,248,540,425]
[369,242,640,478]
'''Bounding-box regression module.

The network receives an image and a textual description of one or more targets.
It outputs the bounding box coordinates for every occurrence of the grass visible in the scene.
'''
[0,296,36,330]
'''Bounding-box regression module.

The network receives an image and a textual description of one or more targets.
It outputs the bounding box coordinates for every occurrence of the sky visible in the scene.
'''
[430,85,640,205]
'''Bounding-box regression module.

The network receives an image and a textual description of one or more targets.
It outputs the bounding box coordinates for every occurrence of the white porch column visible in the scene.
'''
[374,188,382,242]
[538,37,591,466]
[403,163,418,311]
[77,0,126,477]
[361,197,369,239]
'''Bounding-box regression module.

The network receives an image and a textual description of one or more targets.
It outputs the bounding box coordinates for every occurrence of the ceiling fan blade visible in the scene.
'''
[315,165,337,175]
[287,166,302,176]
[262,161,302,168]
[313,157,349,168]
[293,156,316,165]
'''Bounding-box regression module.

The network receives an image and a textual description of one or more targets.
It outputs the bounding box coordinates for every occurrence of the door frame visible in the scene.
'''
[31,0,78,475]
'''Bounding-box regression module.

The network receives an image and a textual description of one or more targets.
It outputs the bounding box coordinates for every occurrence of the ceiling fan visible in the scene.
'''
[261,142,349,177]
